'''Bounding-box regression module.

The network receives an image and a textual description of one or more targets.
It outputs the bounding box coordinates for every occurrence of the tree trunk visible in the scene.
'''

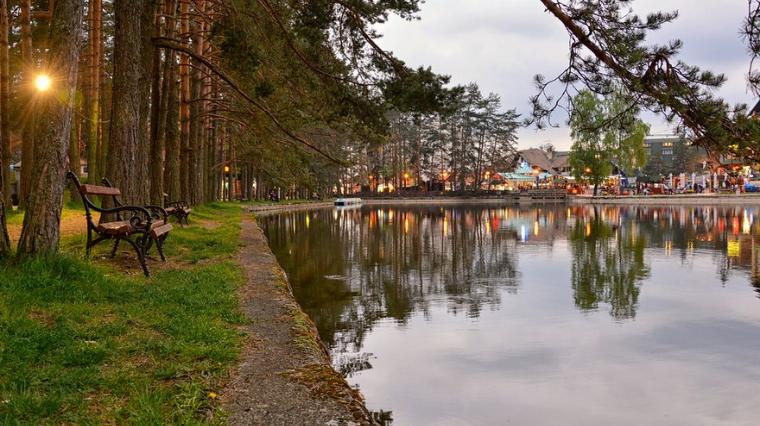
[86,0,101,183]
[0,0,9,252]
[149,0,164,206]
[189,0,205,204]
[0,0,10,208]
[105,0,146,206]
[136,0,158,204]
[17,0,84,255]
[161,0,180,201]
[179,0,191,202]
[19,0,33,208]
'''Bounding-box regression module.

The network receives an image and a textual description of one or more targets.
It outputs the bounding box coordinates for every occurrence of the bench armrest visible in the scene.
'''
[144,205,169,222]
[91,204,149,216]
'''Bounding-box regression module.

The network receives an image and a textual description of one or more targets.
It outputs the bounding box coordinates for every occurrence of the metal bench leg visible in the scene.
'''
[110,239,120,258]
[123,237,150,277]
[86,229,93,257]
[144,237,154,256]
[156,235,167,262]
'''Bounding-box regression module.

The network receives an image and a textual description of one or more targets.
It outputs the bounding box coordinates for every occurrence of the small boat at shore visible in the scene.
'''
[334,197,362,206]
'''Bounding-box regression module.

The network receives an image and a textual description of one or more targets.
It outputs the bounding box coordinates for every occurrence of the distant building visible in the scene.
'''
[512,148,571,176]
[641,135,705,176]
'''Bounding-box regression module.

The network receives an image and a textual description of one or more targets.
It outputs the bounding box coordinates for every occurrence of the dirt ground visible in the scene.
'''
[7,211,87,243]
[223,215,373,426]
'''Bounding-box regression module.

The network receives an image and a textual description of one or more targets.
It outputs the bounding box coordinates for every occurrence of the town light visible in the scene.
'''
[584,167,592,174]
[224,165,230,173]
[34,74,51,92]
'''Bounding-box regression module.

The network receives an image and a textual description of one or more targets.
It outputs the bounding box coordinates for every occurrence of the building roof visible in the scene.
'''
[751,100,760,116]
[551,151,570,170]
[514,148,570,175]
[518,148,554,172]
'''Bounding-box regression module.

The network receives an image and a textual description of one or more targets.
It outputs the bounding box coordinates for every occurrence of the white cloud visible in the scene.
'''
[377,0,753,150]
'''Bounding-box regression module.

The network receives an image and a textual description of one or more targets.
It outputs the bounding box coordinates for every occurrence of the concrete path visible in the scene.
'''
[223,214,372,426]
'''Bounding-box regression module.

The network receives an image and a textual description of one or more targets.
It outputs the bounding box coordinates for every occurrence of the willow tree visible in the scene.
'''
[17,0,84,255]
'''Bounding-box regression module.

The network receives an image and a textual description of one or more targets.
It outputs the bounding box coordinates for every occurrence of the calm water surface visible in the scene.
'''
[260,205,760,425]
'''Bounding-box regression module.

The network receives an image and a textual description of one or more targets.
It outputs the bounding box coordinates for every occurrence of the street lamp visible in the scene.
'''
[34,74,51,92]
[403,172,409,189]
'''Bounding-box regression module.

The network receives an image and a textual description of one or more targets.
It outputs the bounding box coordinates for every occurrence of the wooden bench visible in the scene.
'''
[67,171,171,277]
[101,178,173,264]
[163,193,192,225]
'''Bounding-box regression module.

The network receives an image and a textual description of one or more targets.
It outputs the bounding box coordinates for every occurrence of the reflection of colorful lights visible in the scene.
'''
[533,221,539,236]
[585,222,591,237]
[727,240,741,257]
[664,241,672,256]
[305,215,310,228]
[520,225,528,241]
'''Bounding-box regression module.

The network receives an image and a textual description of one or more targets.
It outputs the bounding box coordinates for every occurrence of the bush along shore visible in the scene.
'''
[0,202,367,424]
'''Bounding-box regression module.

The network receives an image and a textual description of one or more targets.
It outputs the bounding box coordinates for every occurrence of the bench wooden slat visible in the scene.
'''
[151,223,172,238]
[96,220,134,235]
[81,184,121,196]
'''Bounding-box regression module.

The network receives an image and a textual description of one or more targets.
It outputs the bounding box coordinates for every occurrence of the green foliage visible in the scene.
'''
[534,0,760,162]
[0,204,246,424]
[569,88,650,188]
[569,91,612,188]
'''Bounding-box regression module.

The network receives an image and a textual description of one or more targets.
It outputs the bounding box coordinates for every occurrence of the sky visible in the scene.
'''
[377,0,754,150]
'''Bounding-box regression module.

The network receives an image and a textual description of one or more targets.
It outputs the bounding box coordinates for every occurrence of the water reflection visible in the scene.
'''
[261,204,760,425]
[570,208,649,320]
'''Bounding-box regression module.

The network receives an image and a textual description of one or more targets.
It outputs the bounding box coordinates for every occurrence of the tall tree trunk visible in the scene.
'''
[17,0,84,255]
[188,0,205,204]
[149,0,164,206]
[162,0,180,202]
[86,0,101,183]
[0,0,9,253]
[105,0,146,206]
[178,0,190,202]
[0,0,10,207]
[19,0,33,208]
[136,0,158,204]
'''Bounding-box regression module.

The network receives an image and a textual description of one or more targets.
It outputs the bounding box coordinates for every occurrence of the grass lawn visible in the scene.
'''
[0,203,247,424]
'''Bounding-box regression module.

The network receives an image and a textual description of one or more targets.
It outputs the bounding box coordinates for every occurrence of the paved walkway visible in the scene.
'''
[223,214,372,425]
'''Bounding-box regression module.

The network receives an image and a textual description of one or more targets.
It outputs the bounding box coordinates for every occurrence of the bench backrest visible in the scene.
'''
[81,184,121,197]
[66,171,123,223]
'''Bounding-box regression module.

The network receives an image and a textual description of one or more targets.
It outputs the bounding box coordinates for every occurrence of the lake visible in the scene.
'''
[260,204,760,425]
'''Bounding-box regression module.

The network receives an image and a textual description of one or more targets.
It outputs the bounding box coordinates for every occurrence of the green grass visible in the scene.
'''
[0,203,247,424]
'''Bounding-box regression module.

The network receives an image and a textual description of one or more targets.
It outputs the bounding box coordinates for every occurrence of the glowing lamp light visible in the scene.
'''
[224,165,230,173]
[584,167,592,174]
[34,74,52,92]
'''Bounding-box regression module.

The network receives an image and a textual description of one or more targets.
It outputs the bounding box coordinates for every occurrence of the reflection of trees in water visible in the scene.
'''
[569,208,649,320]
[263,204,760,356]
[261,206,526,355]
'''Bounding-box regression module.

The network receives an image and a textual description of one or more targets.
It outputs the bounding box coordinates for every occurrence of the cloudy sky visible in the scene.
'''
[377,0,754,150]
